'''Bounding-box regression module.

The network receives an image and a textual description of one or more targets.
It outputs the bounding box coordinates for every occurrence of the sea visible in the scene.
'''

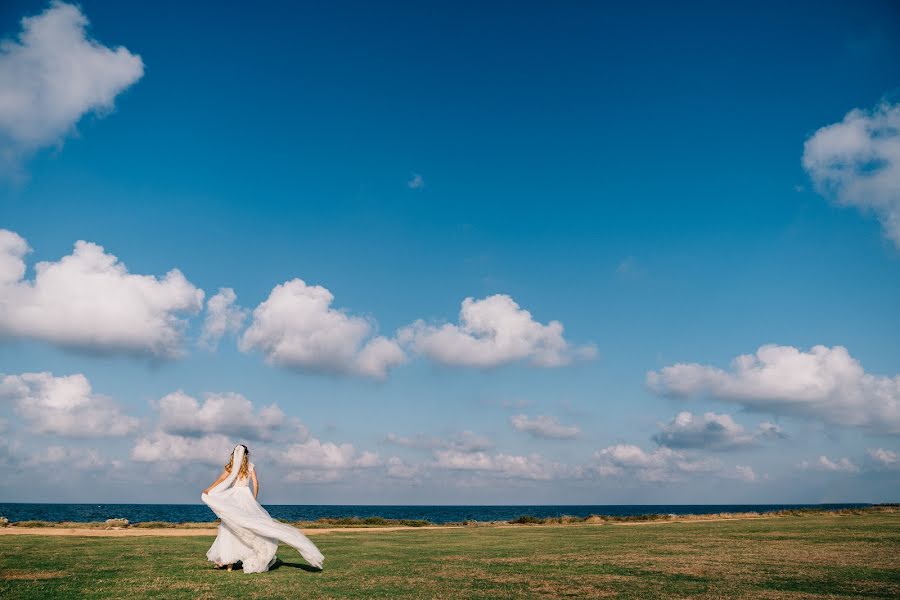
[0,503,870,524]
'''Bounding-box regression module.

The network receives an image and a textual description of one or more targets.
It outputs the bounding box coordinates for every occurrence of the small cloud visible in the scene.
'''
[591,444,720,483]
[616,256,645,278]
[407,173,424,190]
[398,294,596,369]
[799,455,860,473]
[731,465,758,482]
[386,456,420,479]
[500,399,533,410]
[652,412,755,451]
[756,422,788,440]
[867,448,898,469]
[199,288,247,350]
[510,414,579,440]
[385,431,493,453]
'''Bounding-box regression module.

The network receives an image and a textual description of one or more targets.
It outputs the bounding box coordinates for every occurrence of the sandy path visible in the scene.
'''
[0,525,463,537]
[0,516,787,537]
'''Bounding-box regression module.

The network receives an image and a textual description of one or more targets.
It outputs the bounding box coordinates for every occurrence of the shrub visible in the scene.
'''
[509,515,544,525]
[105,518,129,528]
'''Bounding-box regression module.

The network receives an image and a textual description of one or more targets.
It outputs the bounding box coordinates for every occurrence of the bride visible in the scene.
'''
[201,444,324,573]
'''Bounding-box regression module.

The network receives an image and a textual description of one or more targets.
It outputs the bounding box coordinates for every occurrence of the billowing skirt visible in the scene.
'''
[201,487,324,573]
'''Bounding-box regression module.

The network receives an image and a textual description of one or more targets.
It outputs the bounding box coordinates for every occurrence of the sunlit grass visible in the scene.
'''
[1,512,898,599]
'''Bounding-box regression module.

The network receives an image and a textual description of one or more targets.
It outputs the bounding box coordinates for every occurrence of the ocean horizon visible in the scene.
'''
[0,503,872,524]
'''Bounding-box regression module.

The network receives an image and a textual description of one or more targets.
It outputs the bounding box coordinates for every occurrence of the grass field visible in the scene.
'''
[1,513,898,599]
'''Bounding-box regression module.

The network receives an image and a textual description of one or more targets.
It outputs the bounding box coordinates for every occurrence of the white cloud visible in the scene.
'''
[803,101,900,247]
[446,431,494,453]
[756,421,787,440]
[27,445,119,470]
[500,398,533,410]
[616,256,645,278]
[276,443,381,483]
[156,391,285,441]
[132,431,234,465]
[433,449,565,480]
[276,437,381,471]
[385,432,443,450]
[199,288,247,350]
[731,465,758,482]
[283,469,346,483]
[385,456,420,479]
[407,173,424,189]
[0,230,204,358]
[591,444,719,483]
[799,455,860,473]
[385,430,493,453]
[652,412,773,451]
[510,414,579,440]
[398,294,596,369]
[867,448,898,468]
[239,278,405,379]
[0,2,143,173]
[0,371,137,437]
[647,344,900,434]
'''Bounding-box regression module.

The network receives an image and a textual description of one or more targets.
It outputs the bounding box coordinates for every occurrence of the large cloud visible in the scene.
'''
[398,294,596,369]
[156,391,284,441]
[239,278,405,379]
[510,414,579,440]
[0,371,137,437]
[591,444,719,483]
[647,345,900,434]
[0,2,143,172]
[0,230,204,357]
[199,288,247,350]
[803,101,900,247]
[652,411,783,451]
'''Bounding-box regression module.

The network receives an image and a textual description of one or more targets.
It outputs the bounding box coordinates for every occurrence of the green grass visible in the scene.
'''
[1,513,898,599]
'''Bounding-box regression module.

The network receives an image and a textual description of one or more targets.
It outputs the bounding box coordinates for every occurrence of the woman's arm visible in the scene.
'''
[203,470,229,494]
[251,468,259,499]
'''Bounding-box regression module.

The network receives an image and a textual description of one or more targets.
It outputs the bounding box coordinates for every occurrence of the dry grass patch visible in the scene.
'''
[0,570,68,580]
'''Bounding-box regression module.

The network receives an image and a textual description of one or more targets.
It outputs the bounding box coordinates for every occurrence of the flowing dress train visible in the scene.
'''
[201,454,324,573]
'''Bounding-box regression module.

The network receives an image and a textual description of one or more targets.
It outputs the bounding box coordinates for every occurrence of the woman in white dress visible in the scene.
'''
[201,444,324,573]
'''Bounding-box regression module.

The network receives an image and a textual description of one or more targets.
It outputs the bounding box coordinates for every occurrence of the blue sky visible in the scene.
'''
[0,0,899,504]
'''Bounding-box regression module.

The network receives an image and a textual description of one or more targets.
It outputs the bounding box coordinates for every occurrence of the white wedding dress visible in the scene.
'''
[201,446,324,573]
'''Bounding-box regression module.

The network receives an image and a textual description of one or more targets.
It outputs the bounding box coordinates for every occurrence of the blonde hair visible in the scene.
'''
[225,445,250,479]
